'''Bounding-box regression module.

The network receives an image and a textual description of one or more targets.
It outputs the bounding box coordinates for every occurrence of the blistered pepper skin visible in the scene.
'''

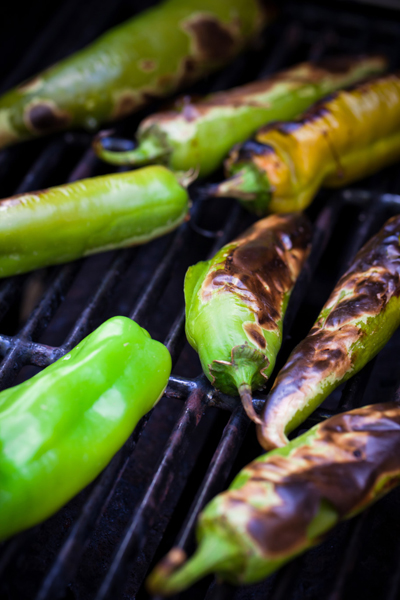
[147,402,400,595]
[94,55,386,177]
[184,214,311,402]
[0,316,171,541]
[258,215,400,450]
[0,0,265,150]
[0,165,188,278]
[216,72,400,214]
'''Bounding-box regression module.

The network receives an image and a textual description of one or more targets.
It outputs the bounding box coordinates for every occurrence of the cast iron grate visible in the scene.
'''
[1,2,400,600]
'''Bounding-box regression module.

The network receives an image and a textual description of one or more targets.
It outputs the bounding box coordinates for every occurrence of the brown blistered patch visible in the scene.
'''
[138,59,157,73]
[181,14,238,62]
[243,322,267,349]
[111,91,142,120]
[201,213,312,333]
[227,402,400,556]
[24,100,71,134]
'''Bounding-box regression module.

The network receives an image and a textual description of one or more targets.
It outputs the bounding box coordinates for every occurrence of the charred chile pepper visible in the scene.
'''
[213,72,400,214]
[257,215,400,450]
[147,402,400,594]
[0,316,171,541]
[0,0,266,150]
[94,55,386,177]
[184,213,311,419]
[0,165,188,278]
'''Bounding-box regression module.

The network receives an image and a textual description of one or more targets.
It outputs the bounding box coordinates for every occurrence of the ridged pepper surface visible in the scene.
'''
[0,316,171,541]
[147,402,400,594]
[213,72,400,214]
[94,55,386,177]
[258,215,400,449]
[0,0,266,150]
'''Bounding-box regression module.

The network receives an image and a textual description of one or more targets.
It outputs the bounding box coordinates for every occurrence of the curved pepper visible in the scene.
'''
[0,165,188,278]
[0,316,171,541]
[184,213,311,419]
[257,214,400,450]
[212,72,400,214]
[0,0,266,150]
[147,402,400,594]
[94,55,386,178]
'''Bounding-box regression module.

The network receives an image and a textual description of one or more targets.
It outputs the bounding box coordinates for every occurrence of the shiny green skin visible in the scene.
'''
[96,56,386,177]
[0,0,262,149]
[0,316,172,541]
[0,165,188,278]
[184,248,287,397]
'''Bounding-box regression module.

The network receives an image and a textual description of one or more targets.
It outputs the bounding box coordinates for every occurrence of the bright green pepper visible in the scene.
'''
[257,214,400,450]
[184,213,311,420]
[0,165,188,278]
[0,0,266,150]
[94,55,386,178]
[0,316,171,541]
[147,401,400,594]
[212,72,400,214]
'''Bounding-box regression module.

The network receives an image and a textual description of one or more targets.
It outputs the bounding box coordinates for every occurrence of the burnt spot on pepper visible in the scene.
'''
[201,214,312,334]
[227,403,400,557]
[182,15,238,62]
[24,101,71,134]
[138,59,157,72]
[243,322,267,349]
[112,90,143,120]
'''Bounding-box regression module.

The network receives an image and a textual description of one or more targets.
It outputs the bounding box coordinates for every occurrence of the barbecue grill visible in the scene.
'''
[1,1,400,599]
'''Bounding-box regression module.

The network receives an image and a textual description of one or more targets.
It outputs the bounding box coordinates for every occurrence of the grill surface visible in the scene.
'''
[1,2,400,600]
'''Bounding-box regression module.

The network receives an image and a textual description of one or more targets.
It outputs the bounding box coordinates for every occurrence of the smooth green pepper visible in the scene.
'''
[184,213,311,420]
[147,402,400,594]
[212,72,400,214]
[0,316,171,541]
[0,0,266,150]
[0,165,188,278]
[257,214,400,450]
[94,55,386,178]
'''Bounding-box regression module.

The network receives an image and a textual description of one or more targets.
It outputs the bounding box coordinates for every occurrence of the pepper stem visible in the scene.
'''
[146,534,240,596]
[93,133,168,166]
[239,383,263,425]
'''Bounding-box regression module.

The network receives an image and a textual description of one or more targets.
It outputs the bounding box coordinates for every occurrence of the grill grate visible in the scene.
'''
[1,2,400,600]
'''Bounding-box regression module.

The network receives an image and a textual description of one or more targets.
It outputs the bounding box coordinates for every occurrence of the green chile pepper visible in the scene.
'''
[0,165,188,278]
[257,214,400,450]
[212,72,400,214]
[0,0,266,150]
[184,213,311,420]
[94,55,386,178]
[0,315,171,541]
[147,402,400,594]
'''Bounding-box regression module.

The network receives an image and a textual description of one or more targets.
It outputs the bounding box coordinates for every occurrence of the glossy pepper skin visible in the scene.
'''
[147,402,400,594]
[257,215,400,450]
[0,316,171,541]
[184,213,311,417]
[0,0,266,150]
[214,72,400,215]
[0,165,188,278]
[94,55,386,178]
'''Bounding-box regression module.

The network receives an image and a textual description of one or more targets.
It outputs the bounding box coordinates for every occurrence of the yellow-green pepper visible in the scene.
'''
[0,316,171,541]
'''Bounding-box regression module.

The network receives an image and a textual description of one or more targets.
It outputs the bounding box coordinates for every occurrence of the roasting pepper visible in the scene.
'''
[212,72,400,214]
[184,213,311,420]
[0,316,171,541]
[0,165,188,278]
[147,402,400,594]
[257,214,400,450]
[0,0,266,150]
[94,55,386,177]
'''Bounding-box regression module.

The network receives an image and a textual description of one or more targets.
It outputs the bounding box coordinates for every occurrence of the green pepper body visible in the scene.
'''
[147,402,400,594]
[0,165,188,278]
[214,72,400,214]
[0,316,171,541]
[94,55,386,177]
[257,215,400,450]
[184,213,311,402]
[0,0,265,150]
